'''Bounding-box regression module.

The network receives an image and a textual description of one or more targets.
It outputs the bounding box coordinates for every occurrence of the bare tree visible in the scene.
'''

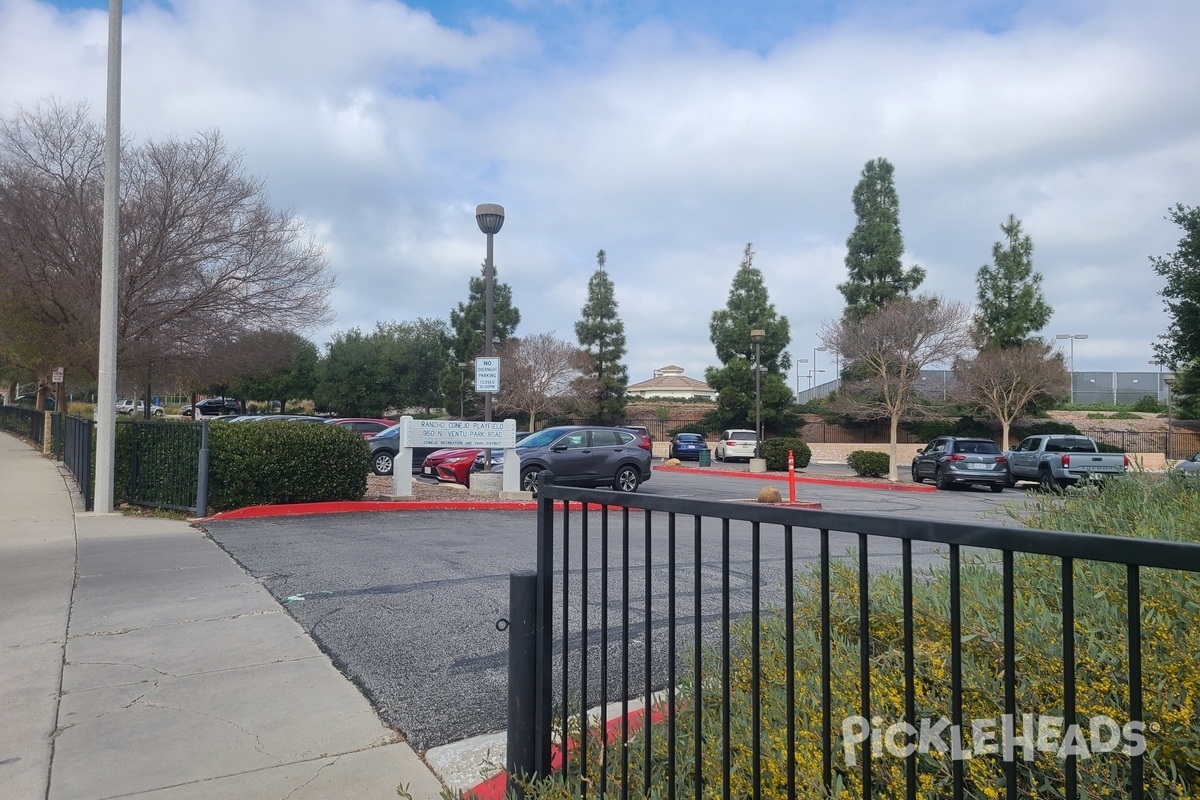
[822,296,973,481]
[953,342,1069,448]
[494,333,589,431]
[0,99,334,391]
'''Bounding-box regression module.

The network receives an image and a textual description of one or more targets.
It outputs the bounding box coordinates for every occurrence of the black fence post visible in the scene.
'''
[534,471,556,780]
[195,419,210,517]
[507,569,539,799]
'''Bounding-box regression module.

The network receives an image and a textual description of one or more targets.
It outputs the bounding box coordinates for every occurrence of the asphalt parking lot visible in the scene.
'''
[199,470,1032,750]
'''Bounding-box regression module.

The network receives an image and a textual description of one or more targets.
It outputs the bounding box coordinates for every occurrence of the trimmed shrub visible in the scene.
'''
[760,437,811,470]
[846,449,889,477]
[1132,394,1164,413]
[208,421,368,512]
[904,415,994,442]
[1016,419,1082,437]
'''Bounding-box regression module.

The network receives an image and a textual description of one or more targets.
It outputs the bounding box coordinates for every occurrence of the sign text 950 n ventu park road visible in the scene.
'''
[402,418,517,449]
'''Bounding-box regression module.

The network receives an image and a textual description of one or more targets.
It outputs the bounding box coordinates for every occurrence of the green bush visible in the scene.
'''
[1132,395,1164,413]
[207,421,368,513]
[846,449,889,477]
[904,415,994,442]
[1014,419,1082,437]
[760,437,811,470]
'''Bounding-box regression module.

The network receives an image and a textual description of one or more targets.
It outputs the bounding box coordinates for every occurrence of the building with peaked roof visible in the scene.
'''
[626,365,716,400]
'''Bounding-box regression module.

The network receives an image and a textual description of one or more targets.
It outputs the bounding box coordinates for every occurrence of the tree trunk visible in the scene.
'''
[888,413,900,482]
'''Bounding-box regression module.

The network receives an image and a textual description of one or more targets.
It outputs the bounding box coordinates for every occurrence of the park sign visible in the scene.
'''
[474,357,500,392]
[401,417,517,449]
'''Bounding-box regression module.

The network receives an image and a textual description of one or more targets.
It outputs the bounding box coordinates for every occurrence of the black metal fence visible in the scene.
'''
[116,419,204,512]
[0,405,45,445]
[63,415,94,511]
[508,475,1200,799]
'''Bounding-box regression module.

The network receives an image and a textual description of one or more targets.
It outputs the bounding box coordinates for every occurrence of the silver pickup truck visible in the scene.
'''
[1005,434,1128,490]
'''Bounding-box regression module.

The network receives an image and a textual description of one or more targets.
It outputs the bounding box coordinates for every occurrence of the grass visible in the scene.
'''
[519,475,1200,799]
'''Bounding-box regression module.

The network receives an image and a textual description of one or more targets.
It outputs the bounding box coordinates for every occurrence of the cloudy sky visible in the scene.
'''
[2,0,1198,392]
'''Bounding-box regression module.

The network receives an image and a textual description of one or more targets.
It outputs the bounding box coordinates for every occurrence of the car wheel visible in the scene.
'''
[613,465,640,493]
[911,464,921,484]
[154,408,164,416]
[1005,469,1017,488]
[1038,466,1057,493]
[990,484,1004,493]
[934,468,951,490]
[371,451,395,476]
[521,467,541,496]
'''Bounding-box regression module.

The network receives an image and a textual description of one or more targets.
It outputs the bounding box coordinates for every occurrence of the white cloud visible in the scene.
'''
[1,0,1197,387]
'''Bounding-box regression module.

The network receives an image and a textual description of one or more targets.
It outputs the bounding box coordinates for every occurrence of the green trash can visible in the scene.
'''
[698,448,711,467]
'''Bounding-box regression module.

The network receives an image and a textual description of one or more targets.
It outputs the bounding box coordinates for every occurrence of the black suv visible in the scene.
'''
[182,397,243,417]
[911,436,1008,492]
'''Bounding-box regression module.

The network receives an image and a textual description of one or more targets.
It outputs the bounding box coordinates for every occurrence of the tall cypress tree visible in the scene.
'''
[838,157,925,321]
[974,214,1052,349]
[704,243,799,435]
[440,262,520,417]
[575,249,628,424]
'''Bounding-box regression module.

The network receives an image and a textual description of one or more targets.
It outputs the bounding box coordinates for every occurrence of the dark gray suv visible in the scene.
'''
[911,436,1008,492]
[510,425,653,495]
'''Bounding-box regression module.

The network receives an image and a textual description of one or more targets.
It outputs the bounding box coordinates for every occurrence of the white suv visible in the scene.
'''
[714,429,758,462]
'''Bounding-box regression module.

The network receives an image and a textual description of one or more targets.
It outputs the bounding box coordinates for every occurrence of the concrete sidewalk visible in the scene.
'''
[0,432,447,799]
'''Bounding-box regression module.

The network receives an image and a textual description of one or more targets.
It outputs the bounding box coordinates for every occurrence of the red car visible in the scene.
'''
[422,447,507,486]
[325,418,395,438]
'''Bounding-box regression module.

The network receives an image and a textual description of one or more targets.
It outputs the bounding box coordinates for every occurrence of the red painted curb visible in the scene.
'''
[654,464,938,492]
[194,499,537,521]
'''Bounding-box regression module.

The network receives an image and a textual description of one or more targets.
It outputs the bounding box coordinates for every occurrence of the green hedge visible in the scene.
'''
[846,449,889,477]
[904,415,994,442]
[208,422,368,513]
[760,437,811,470]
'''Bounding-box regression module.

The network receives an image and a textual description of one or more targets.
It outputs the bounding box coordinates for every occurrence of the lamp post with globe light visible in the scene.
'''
[475,204,504,422]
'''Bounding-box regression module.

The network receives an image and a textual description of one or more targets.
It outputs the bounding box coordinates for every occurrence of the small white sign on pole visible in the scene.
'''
[475,357,500,392]
[52,367,64,384]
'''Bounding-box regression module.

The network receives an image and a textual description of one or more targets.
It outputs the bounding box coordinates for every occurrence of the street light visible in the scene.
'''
[1055,333,1088,403]
[457,361,467,419]
[751,329,765,459]
[476,203,504,423]
[1150,360,1163,402]
[808,368,826,389]
[1165,374,1176,460]
[794,357,808,398]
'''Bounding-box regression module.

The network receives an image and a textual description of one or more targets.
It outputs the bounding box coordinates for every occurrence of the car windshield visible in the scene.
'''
[519,428,571,449]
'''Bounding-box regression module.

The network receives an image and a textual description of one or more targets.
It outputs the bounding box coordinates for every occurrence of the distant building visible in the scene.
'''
[627,365,716,400]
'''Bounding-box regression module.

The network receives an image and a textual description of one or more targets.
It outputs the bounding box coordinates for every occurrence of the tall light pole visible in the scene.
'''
[1165,374,1175,460]
[1150,359,1163,402]
[94,0,123,514]
[815,345,828,379]
[475,203,504,422]
[794,357,808,399]
[808,368,826,389]
[1055,333,1088,404]
[751,329,765,458]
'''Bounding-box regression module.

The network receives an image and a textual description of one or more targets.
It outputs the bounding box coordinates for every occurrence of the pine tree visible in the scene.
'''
[574,249,628,424]
[974,215,1052,348]
[838,157,925,321]
[704,244,800,435]
[441,263,520,417]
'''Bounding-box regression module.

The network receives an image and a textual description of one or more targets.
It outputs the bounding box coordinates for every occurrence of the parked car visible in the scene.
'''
[124,400,165,416]
[1174,452,1200,476]
[669,432,709,461]
[504,425,652,496]
[181,398,243,417]
[912,436,1008,492]
[714,429,758,462]
[366,424,440,476]
[422,447,506,486]
[1004,434,1128,490]
[622,425,653,444]
[15,394,55,410]
[326,418,395,438]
